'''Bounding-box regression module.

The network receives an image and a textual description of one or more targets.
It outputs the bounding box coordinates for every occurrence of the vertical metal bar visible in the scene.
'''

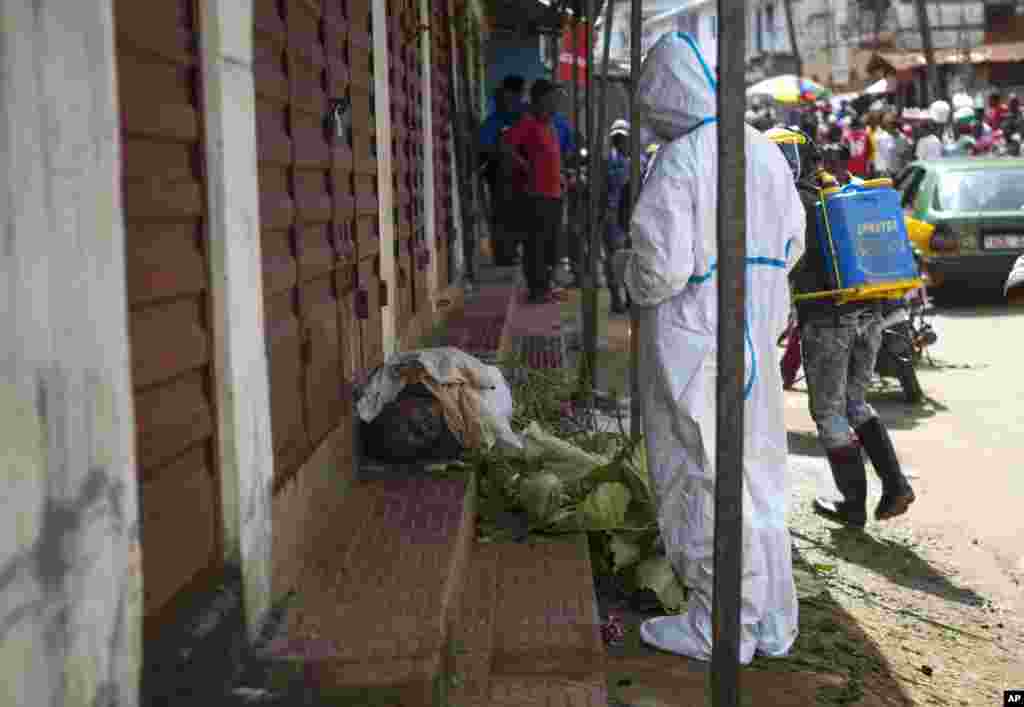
[584,0,615,392]
[913,0,942,104]
[581,0,595,391]
[628,0,642,443]
[713,0,747,703]
[571,5,580,285]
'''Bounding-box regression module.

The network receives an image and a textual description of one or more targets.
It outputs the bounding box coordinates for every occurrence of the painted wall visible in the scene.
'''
[0,1,142,706]
[485,35,549,108]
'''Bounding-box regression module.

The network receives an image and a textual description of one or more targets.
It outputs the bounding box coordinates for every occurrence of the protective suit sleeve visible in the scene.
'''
[783,180,806,273]
[620,170,695,307]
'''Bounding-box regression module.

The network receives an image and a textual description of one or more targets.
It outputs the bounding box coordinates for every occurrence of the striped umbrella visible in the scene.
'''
[747,75,831,106]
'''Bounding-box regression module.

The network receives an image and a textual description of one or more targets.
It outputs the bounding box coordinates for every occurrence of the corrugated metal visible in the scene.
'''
[255,0,379,490]
[115,0,224,627]
[389,0,427,334]
[432,0,454,287]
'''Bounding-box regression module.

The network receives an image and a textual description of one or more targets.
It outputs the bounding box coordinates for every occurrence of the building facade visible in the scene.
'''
[0,0,489,704]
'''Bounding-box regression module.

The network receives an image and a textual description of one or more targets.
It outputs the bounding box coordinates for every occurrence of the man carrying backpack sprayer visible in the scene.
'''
[783,128,917,529]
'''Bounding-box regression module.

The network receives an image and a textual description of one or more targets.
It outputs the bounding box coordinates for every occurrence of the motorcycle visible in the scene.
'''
[779,252,938,404]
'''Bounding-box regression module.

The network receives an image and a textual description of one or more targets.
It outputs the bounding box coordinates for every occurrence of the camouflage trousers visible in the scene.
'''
[799,309,883,450]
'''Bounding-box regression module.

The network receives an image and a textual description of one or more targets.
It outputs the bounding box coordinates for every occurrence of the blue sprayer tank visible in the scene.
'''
[811,179,921,302]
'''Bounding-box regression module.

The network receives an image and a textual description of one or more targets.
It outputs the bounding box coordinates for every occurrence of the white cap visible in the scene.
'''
[953,105,975,123]
[930,100,951,124]
[609,119,631,137]
[952,93,973,111]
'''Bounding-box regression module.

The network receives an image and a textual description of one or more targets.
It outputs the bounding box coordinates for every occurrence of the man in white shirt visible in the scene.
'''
[874,114,897,176]
[915,101,948,161]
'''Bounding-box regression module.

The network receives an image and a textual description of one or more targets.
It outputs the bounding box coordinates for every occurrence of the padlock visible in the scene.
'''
[356,288,369,320]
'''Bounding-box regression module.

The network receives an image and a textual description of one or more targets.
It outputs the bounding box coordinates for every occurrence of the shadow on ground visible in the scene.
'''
[599,550,914,706]
[792,527,986,609]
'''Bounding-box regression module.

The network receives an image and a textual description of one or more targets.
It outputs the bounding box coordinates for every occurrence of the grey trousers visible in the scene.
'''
[800,309,883,450]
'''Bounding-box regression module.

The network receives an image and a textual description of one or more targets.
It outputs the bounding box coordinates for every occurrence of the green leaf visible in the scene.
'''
[519,472,564,524]
[609,534,644,571]
[577,482,632,530]
[633,556,686,612]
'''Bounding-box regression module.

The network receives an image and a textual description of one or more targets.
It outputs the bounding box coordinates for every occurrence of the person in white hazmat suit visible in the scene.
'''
[612,32,806,664]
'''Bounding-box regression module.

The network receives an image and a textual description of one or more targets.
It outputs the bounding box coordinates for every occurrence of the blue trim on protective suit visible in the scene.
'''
[686,256,786,285]
[686,257,786,400]
[675,32,718,92]
[744,304,757,400]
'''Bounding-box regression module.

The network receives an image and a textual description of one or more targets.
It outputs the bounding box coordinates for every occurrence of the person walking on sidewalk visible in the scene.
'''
[790,154,917,532]
[612,32,805,665]
[502,79,565,304]
[604,119,633,314]
[480,76,527,266]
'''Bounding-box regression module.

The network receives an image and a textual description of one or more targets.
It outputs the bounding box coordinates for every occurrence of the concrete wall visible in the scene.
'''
[0,1,142,706]
[1,0,478,702]
[485,36,548,107]
[199,0,275,642]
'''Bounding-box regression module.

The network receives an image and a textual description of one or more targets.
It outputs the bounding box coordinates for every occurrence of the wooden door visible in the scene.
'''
[431,0,454,287]
[254,0,375,489]
[114,0,224,629]
[388,0,427,338]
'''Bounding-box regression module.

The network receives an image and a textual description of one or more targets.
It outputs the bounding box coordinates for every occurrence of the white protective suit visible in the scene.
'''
[614,32,806,663]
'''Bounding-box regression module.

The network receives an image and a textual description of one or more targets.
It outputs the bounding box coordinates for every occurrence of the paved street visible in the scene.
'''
[785,290,1024,616]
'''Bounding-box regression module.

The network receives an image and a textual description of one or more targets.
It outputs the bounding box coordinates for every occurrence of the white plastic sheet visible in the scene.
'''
[356,347,522,451]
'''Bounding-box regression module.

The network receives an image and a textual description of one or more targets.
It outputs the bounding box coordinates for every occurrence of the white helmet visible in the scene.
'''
[952,93,973,111]
[953,105,975,123]
[608,119,631,137]
[929,100,951,124]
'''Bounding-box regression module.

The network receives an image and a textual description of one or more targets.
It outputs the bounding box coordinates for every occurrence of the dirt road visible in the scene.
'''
[786,292,1023,609]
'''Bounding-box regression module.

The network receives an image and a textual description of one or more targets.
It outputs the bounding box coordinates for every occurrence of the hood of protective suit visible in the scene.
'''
[636,32,717,141]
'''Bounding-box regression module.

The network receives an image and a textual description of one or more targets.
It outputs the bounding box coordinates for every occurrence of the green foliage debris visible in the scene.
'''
[430,353,685,613]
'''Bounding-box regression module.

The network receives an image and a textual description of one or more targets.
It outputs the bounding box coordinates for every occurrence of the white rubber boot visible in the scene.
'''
[640,596,758,665]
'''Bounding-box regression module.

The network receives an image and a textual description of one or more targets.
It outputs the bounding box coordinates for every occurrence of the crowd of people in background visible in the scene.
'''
[479,72,1024,311]
[746,91,1024,186]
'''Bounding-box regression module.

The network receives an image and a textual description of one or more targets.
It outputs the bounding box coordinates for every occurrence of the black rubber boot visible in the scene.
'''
[813,443,868,529]
[609,286,627,314]
[855,417,916,521]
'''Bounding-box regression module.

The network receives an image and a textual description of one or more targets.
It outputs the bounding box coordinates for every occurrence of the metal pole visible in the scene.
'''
[581,0,595,391]
[713,0,747,702]
[571,5,580,285]
[583,0,615,392]
[628,0,642,443]
[912,0,942,104]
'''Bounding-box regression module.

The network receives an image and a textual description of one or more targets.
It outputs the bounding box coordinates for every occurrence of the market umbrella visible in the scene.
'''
[747,74,831,105]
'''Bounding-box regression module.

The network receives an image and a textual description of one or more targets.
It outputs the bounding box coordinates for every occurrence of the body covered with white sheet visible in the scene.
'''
[613,32,806,663]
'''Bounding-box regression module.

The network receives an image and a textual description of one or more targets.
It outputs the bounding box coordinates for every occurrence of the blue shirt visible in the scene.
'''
[481,96,574,156]
[553,113,575,155]
[479,109,525,150]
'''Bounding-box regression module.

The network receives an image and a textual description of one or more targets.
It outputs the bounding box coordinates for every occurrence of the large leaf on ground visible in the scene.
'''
[633,556,686,612]
[519,421,609,472]
[519,471,564,524]
[622,440,652,504]
[578,482,631,530]
[609,534,644,571]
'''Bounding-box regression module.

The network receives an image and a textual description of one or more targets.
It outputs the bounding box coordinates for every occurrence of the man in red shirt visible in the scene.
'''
[986,92,1008,129]
[502,79,565,303]
[843,115,872,178]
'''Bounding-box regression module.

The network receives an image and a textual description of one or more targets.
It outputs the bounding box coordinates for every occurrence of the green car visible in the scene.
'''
[895,158,1024,290]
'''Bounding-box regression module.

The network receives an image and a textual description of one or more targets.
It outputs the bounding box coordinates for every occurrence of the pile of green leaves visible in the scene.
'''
[430,355,686,613]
